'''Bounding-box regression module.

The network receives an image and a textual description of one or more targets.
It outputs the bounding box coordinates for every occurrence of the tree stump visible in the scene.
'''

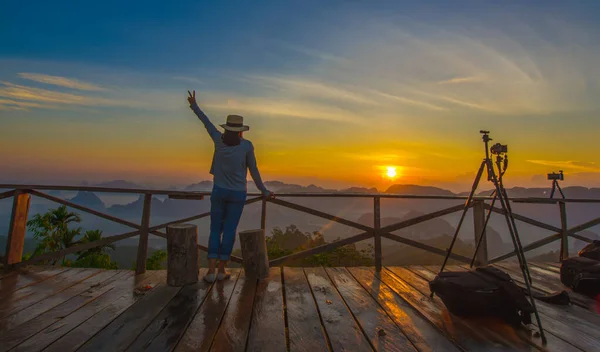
[239,229,270,279]
[167,224,199,286]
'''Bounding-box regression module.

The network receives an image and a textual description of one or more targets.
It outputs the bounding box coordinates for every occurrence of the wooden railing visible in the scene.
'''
[2,184,600,274]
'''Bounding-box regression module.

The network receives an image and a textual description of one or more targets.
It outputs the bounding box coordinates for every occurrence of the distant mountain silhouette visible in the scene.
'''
[69,191,106,211]
[95,180,145,189]
[385,184,455,196]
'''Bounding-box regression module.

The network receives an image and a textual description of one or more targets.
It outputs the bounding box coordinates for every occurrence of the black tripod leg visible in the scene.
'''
[493,176,547,343]
[557,183,565,199]
[550,181,556,199]
[470,191,497,268]
[438,160,486,276]
[499,183,533,284]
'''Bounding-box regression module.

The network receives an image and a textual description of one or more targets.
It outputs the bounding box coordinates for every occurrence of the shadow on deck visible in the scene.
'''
[0,262,599,352]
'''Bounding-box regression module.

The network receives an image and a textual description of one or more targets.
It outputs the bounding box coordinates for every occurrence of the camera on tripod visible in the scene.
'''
[547,170,564,181]
[490,143,508,155]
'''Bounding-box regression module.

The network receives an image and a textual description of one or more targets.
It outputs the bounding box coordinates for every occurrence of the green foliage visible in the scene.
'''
[26,205,83,264]
[131,249,168,270]
[264,224,374,267]
[147,250,167,270]
[71,252,119,270]
[76,229,116,260]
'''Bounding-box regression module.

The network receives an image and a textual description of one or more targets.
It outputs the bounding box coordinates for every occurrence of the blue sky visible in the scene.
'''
[2,1,600,190]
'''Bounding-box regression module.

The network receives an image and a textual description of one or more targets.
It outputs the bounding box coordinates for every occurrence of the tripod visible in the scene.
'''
[550,179,565,199]
[434,130,547,344]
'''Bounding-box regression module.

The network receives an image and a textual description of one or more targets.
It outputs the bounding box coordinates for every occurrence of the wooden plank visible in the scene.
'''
[15,230,139,268]
[493,261,596,310]
[269,197,373,231]
[381,232,472,263]
[0,268,99,318]
[210,270,258,352]
[148,196,261,233]
[473,200,488,265]
[438,265,600,352]
[407,266,582,352]
[374,197,382,272]
[530,262,560,274]
[29,189,142,230]
[559,202,569,260]
[174,269,241,351]
[325,267,418,352]
[167,194,205,200]
[269,232,373,267]
[0,270,129,352]
[489,234,562,264]
[485,205,561,233]
[126,269,212,352]
[8,271,134,352]
[244,267,286,352]
[5,192,31,265]
[77,276,182,352]
[1,270,121,331]
[0,189,14,200]
[347,267,461,352]
[384,266,531,351]
[136,193,153,274]
[282,267,329,352]
[379,204,465,234]
[0,267,69,298]
[43,271,167,352]
[304,267,372,352]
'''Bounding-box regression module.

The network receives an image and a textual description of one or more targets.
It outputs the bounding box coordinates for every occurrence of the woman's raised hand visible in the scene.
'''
[187,90,197,105]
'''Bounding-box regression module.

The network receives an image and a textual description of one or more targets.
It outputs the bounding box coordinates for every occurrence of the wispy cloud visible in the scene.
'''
[526,160,600,171]
[18,73,106,91]
[172,76,204,85]
[437,76,486,85]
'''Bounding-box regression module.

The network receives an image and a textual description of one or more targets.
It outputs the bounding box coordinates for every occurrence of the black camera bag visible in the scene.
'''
[560,256,600,297]
[429,266,534,326]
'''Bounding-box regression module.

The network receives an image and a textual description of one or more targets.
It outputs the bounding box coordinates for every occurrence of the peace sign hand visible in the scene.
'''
[187,90,197,105]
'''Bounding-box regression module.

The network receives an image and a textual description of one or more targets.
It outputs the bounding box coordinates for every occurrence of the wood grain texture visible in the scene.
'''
[126,269,211,352]
[244,267,286,352]
[43,271,166,352]
[210,270,258,352]
[283,267,329,352]
[407,265,581,352]
[325,267,417,352]
[348,267,461,352]
[0,270,128,352]
[174,269,241,352]
[78,276,182,352]
[304,267,372,352]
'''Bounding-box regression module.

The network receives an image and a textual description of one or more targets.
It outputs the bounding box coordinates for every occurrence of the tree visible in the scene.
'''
[76,230,116,260]
[27,205,83,264]
[131,250,168,270]
[259,225,374,267]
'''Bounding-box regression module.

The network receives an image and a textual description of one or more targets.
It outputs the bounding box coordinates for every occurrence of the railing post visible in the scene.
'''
[559,201,568,261]
[261,198,267,231]
[374,196,382,272]
[472,199,488,266]
[4,190,31,266]
[136,193,153,275]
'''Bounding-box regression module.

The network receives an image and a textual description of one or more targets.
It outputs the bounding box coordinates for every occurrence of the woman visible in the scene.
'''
[187,90,273,282]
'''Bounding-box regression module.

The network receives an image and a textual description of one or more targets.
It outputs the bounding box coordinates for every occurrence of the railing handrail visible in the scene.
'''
[2,184,600,273]
[2,184,600,203]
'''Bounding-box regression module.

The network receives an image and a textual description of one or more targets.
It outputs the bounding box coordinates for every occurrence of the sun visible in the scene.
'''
[386,166,397,179]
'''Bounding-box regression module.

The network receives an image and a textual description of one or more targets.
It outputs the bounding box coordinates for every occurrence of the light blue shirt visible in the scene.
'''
[189,102,269,194]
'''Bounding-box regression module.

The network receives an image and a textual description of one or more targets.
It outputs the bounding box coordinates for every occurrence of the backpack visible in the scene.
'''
[560,256,600,297]
[429,266,534,326]
[578,240,600,261]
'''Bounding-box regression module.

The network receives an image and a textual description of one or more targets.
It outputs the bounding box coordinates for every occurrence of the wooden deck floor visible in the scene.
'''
[0,262,599,351]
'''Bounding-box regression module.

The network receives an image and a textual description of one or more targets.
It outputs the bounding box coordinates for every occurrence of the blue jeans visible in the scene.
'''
[208,185,247,261]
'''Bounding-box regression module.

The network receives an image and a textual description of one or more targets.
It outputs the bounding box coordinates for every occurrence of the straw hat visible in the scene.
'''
[220,114,249,132]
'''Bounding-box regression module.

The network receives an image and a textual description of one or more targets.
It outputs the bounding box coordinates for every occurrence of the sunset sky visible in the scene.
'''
[2,1,600,191]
